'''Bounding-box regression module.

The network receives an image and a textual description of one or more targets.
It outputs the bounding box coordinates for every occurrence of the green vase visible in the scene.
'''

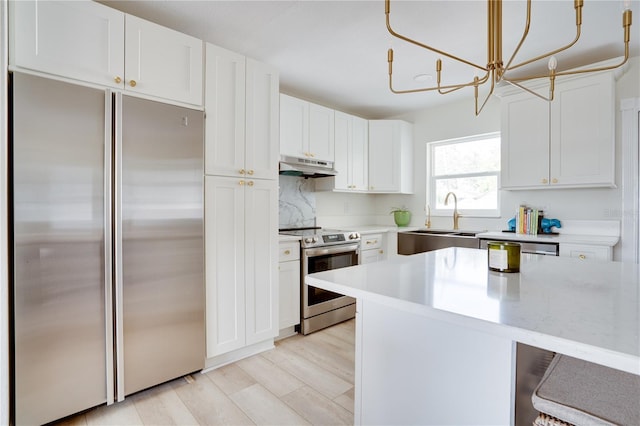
[393,211,411,227]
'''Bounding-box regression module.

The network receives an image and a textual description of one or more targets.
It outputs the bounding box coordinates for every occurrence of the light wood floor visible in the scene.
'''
[54,320,355,426]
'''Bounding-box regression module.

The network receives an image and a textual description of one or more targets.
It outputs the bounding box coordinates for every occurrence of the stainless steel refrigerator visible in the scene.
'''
[10,72,205,425]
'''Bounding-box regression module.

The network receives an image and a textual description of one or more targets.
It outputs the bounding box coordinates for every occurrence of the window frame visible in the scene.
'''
[426,132,501,218]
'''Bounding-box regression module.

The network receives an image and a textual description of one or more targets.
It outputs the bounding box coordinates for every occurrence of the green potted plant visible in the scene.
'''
[390,206,411,227]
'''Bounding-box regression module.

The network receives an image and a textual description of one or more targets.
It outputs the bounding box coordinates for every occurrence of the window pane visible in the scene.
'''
[433,137,500,176]
[435,175,498,210]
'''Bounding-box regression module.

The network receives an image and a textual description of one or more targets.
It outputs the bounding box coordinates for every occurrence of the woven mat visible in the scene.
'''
[533,412,573,426]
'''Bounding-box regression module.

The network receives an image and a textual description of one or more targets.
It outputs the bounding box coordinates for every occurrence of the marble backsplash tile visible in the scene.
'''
[279,175,316,228]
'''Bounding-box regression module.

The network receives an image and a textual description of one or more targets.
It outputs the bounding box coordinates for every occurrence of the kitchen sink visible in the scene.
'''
[410,229,457,235]
[397,229,485,255]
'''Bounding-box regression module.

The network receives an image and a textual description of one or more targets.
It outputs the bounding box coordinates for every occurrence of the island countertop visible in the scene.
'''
[306,247,640,374]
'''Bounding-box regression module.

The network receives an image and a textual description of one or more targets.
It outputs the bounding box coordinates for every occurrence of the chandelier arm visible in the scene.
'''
[505,49,629,83]
[385,0,487,72]
[501,0,532,72]
[439,71,490,95]
[505,28,581,73]
[504,80,552,102]
[475,75,496,116]
[505,0,583,73]
[389,75,488,95]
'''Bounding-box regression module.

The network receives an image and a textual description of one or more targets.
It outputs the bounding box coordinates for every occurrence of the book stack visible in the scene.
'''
[516,205,541,235]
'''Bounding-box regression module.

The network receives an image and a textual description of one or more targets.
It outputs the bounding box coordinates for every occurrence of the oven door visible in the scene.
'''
[302,243,359,318]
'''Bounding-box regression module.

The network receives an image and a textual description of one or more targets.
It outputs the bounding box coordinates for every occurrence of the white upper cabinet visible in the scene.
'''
[549,73,615,187]
[10,1,125,88]
[501,92,550,188]
[205,44,246,177]
[280,94,335,162]
[501,71,615,189]
[308,103,335,162]
[368,120,413,194]
[333,111,368,191]
[205,43,279,180]
[244,58,280,180]
[125,15,203,106]
[10,0,203,106]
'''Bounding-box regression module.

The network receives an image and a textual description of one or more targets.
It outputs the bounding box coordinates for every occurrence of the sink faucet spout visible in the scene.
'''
[444,192,460,230]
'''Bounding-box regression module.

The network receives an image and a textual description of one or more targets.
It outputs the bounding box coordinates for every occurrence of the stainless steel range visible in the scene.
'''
[279,227,360,335]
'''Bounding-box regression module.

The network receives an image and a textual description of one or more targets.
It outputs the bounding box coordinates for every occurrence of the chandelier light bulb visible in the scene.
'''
[548,56,558,71]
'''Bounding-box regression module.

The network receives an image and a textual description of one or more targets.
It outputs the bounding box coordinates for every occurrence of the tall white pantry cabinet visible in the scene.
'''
[204,43,280,363]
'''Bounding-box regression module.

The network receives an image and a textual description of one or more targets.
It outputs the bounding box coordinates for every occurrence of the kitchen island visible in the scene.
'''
[306,248,639,425]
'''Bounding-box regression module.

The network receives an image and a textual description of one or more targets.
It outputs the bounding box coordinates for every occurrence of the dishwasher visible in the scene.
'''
[479,237,558,426]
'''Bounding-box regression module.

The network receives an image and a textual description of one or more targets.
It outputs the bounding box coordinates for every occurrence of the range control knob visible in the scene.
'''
[312,237,319,243]
[349,233,360,240]
[304,237,314,244]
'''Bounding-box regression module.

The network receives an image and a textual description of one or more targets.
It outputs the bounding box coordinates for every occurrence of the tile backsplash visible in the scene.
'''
[279,176,316,228]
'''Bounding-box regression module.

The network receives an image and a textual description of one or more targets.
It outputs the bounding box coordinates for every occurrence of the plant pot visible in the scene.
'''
[393,211,411,227]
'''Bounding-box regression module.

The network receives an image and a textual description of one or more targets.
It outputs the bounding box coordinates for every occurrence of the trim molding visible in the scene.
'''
[620,97,640,263]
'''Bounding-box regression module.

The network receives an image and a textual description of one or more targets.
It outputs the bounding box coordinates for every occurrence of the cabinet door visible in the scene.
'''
[280,94,308,158]
[204,44,245,177]
[10,0,125,88]
[500,92,549,188]
[360,249,385,264]
[351,115,369,191]
[308,103,335,162]
[333,111,351,190]
[244,179,279,345]
[559,243,612,261]
[278,260,300,329]
[125,15,203,106]
[550,73,615,187]
[205,176,246,357]
[369,121,400,192]
[245,58,280,180]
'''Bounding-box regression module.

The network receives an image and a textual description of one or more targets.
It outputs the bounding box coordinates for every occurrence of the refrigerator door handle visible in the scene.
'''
[113,91,125,402]
[104,90,115,405]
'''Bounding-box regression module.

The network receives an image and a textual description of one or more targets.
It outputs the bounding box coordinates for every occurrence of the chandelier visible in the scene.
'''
[385,0,633,115]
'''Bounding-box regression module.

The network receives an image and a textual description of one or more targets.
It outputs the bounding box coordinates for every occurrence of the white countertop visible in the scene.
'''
[278,234,302,242]
[306,248,640,374]
[335,225,419,234]
[477,231,619,246]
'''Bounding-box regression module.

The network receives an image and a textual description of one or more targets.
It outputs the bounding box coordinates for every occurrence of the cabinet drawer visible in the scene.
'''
[361,233,383,250]
[559,243,611,261]
[279,242,300,262]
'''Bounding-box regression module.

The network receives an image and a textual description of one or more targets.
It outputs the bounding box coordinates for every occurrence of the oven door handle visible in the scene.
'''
[304,243,360,257]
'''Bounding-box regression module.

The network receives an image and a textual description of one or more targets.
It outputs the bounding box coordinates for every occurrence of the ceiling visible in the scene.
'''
[100,0,639,119]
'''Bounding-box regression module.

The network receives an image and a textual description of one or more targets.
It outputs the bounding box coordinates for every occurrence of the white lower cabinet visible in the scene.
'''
[278,242,300,331]
[560,243,612,261]
[360,233,386,264]
[205,176,278,359]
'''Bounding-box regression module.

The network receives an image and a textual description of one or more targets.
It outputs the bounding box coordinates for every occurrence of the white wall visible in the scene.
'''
[1,0,9,423]
[317,57,640,249]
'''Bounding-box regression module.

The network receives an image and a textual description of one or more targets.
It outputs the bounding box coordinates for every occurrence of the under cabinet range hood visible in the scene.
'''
[279,155,337,178]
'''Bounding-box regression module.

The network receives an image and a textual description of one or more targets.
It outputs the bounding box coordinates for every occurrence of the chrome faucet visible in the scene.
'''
[444,192,460,230]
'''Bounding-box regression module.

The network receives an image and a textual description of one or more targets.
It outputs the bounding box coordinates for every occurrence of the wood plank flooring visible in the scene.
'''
[53,320,355,426]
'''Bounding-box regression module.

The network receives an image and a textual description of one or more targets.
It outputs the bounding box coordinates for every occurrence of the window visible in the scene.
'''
[427,132,500,217]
